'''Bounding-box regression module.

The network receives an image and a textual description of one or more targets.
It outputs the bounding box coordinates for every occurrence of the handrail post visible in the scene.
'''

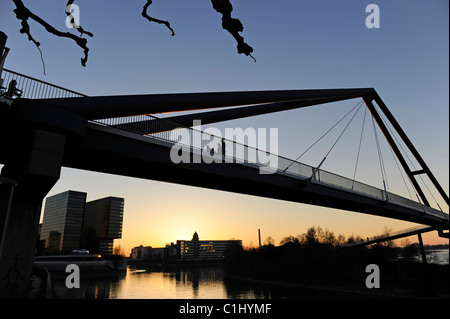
[311,157,326,181]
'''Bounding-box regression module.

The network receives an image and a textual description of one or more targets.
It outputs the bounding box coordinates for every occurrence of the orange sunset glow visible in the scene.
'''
[43,167,448,256]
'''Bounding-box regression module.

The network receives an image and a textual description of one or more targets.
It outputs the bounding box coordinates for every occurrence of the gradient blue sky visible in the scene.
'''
[1,0,448,252]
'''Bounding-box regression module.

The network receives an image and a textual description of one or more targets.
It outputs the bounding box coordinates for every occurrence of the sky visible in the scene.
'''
[0,0,448,253]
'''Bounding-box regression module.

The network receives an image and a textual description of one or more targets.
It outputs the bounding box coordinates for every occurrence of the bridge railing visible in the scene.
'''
[94,113,449,221]
[0,68,86,99]
[315,165,447,220]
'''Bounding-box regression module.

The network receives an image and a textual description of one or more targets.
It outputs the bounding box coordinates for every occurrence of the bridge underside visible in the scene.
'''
[0,88,448,230]
[1,90,448,230]
[60,123,449,229]
[0,87,448,298]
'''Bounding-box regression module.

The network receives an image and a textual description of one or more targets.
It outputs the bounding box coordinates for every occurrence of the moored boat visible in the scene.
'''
[33,254,127,274]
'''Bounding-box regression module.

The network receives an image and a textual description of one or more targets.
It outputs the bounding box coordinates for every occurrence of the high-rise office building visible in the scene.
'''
[40,191,124,255]
[40,190,87,253]
[82,197,124,255]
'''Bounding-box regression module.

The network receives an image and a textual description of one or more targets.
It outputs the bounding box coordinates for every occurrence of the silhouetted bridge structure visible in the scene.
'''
[0,68,448,298]
[343,225,437,248]
[342,225,440,264]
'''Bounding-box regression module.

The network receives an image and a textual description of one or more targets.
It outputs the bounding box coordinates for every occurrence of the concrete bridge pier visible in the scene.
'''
[0,128,65,298]
[0,98,86,298]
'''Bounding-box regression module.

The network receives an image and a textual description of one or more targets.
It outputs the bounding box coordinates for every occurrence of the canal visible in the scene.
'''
[50,265,272,299]
[48,249,448,299]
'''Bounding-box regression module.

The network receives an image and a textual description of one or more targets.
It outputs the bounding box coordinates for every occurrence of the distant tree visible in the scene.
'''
[377,226,395,248]
[113,244,126,257]
[400,238,411,248]
[279,235,300,246]
[298,226,319,247]
[244,241,256,251]
[346,234,363,244]
[10,0,254,70]
[263,236,275,246]
[400,242,419,262]
[335,234,347,247]
[316,227,337,247]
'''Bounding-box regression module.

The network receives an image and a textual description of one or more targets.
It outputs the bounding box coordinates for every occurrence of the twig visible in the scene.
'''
[65,0,94,38]
[142,0,175,36]
[12,0,91,67]
[211,0,255,61]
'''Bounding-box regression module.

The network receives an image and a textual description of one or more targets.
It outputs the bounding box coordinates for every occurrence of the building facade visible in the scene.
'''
[130,245,152,260]
[130,244,177,263]
[81,197,124,256]
[40,190,87,254]
[176,232,242,262]
[40,191,124,255]
[129,234,240,264]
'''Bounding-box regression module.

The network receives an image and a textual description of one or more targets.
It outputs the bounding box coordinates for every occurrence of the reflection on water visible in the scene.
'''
[426,249,449,265]
[50,265,271,299]
[48,250,448,299]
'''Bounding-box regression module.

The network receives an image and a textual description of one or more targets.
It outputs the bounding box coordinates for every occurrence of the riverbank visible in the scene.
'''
[223,242,449,299]
[128,259,224,268]
[224,265,449,299]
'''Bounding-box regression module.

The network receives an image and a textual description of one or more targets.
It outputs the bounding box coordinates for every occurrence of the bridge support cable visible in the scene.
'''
[386,120,447,214]
[283,99,364,173]
[371,115,390,201]
[388,142,414,201]
[312,101,364,179]
[362,96,432,208]
[376,111,416,201]
[351,107,367,191]
[377,106,446,213]
[369,93,449,206]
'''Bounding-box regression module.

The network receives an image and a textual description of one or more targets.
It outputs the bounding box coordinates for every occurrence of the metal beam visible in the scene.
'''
[60,123,449,229]
[362,95,431,207]
[371,92,449,206]
[39,88,375,120]
[417,233,427,264]
[342,226,436,248]
[112,96,360,134]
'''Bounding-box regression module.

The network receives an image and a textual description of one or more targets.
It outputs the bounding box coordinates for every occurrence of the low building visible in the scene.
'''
[176,232,242,262]
[130,233,241,264]
[130,244,177,263]
[131,245,152,260]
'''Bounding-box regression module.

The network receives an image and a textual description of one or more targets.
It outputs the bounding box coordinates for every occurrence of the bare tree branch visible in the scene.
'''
[12,0,91,67]
[65,0,94,38]
[142,0,175,36]
[211,0,255,61]
[10,0,254,69]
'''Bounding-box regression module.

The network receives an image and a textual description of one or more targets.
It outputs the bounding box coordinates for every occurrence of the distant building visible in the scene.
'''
[176,232,242,262]
[39,191,124,255]
[130,245,152,260]
[82,197,124,256]
[40,190,87,254]
[130,244,177,264]
[129,233,241,264]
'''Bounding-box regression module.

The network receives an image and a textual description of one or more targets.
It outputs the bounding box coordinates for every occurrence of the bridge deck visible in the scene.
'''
[343,225,436,248]
[75,119,448,229]
[1,69,447,228]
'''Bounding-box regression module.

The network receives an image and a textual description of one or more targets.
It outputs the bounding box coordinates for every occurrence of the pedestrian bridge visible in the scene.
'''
[1,67,449,299]
[86,114,449,229]
[1,68,449,231]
